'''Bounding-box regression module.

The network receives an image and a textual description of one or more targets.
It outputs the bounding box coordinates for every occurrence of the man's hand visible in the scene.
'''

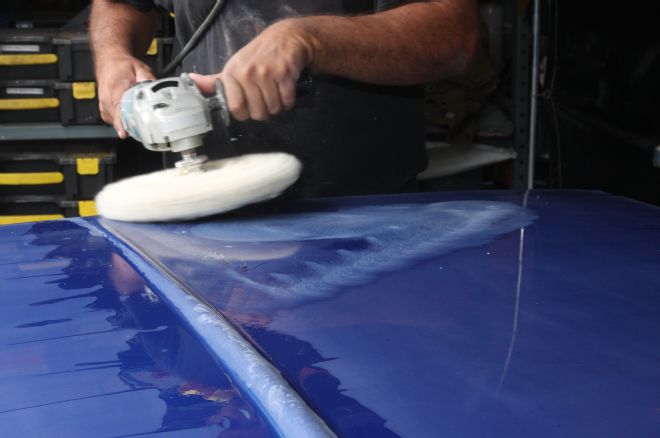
[190,20,314,121]
[90,0,160,137]
[96,56,155,138]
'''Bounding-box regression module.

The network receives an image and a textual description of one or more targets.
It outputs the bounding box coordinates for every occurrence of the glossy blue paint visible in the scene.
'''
[0,220,275,437]
[100,218,335,438]
[1,190,659,437]
[98,190,660,437]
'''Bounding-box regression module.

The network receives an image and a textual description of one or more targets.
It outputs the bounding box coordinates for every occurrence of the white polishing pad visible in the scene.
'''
[96,153,302,222]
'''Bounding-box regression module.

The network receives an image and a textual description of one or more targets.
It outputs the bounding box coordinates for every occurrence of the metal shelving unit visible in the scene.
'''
[505,0,533,190]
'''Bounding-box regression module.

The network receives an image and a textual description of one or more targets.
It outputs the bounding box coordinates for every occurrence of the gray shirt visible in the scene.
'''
[127,0,427,197]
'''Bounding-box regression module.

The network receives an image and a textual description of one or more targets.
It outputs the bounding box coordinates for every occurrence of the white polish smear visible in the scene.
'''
[184,201,537,308]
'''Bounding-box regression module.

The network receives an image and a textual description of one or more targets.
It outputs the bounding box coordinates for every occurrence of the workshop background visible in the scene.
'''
[0,0,658,225]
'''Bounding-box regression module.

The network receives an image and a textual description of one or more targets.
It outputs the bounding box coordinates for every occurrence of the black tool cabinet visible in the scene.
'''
[0,2,174,224]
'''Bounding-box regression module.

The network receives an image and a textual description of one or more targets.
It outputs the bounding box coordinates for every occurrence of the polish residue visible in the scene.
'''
[108,201,536,312]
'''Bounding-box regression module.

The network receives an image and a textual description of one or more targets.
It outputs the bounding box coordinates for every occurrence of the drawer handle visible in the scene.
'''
[0,98,60,110]
[0,214,64,225]
[0,172,64,185]
[0,54,58,65]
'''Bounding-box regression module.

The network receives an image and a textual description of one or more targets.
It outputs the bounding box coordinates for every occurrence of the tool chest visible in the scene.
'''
[0,5,176,226]
[0,195,96,225]
[0,80,101,125]
[0,145,115,199]
[0,29,174,80]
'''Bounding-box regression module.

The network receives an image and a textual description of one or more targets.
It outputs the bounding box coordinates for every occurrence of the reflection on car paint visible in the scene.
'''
[0,220,273,437]
[4,190,660,438]
[100,191,660,437]
[101,197,538,437]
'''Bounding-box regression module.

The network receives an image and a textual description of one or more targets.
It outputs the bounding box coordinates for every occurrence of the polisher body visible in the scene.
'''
[120,73,229,172]
[100,74,309,222]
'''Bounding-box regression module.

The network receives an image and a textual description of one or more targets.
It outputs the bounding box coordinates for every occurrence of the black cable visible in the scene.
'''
[160,0,227,76]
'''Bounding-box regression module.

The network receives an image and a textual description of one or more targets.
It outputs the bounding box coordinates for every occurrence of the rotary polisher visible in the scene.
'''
[119,72,312,172]
[95,73,312,222]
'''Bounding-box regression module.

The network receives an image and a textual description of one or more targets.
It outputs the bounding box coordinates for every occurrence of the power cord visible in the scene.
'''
[160,0,228,76]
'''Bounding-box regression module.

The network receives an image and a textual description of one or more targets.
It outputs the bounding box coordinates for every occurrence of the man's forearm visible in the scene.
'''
[190,0,479,120]
[90,0,160,136]
[89,0,160,69]
[295,0,479,85]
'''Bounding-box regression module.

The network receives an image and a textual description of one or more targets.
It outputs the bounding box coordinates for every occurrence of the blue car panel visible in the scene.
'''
[1,190,659,437]
[0,220,275,437]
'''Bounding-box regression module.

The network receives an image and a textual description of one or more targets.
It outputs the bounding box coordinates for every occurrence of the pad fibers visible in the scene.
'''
[96,153,302,222]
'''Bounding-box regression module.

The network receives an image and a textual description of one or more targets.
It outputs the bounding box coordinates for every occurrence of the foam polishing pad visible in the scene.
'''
[96,153,301,222]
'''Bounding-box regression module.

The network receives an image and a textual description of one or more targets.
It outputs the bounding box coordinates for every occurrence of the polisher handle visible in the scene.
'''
[209,70,315,126]
[212,79,231,127]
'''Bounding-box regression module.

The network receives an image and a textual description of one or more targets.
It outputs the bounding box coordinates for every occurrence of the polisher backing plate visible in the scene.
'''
[95,153,302,222]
